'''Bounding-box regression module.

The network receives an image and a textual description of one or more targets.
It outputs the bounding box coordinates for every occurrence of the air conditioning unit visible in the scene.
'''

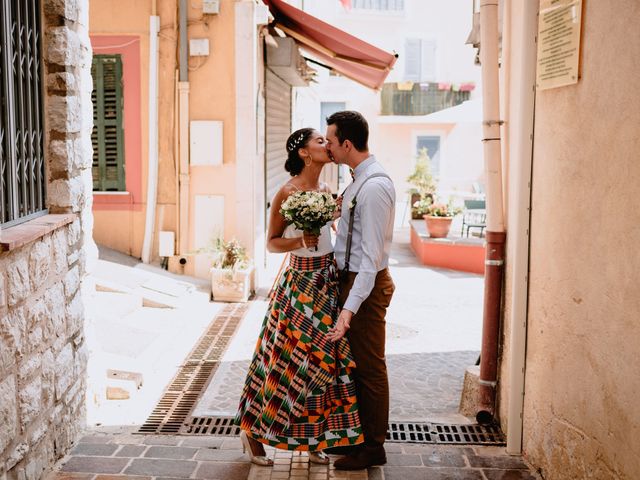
[266,37,316,87]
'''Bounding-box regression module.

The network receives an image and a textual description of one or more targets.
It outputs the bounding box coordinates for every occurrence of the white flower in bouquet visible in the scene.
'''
[280,191,337,236]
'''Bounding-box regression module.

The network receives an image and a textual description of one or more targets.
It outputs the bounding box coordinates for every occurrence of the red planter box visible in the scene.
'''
[410,222,485,275]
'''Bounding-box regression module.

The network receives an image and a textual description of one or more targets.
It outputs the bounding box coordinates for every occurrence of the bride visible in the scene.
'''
[235,128,363,465]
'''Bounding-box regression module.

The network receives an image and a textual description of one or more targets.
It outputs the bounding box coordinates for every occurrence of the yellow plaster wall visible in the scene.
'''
[520,1,640,478]
[89,0,239,260]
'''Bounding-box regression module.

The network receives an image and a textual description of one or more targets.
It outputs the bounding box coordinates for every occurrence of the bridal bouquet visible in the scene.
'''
[280,191,337,243]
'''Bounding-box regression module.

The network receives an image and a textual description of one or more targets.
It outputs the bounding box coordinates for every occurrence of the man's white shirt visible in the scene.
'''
[334,155,395,314]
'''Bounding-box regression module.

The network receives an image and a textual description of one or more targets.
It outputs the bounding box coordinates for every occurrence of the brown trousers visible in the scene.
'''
[339,268,395,447]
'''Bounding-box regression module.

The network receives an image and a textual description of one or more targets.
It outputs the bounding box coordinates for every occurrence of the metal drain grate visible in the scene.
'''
[138,303,249,434]
[182,416,241,435]
[177,417,505,446]
[387,422,505,445]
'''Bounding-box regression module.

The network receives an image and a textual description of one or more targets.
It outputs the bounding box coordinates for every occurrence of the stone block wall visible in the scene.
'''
[0,0,94,479]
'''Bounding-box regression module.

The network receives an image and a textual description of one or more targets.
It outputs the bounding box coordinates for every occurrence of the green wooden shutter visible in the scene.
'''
[91,55,125,191]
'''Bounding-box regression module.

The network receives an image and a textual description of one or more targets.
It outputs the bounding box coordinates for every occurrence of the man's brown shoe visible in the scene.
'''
[333,446,387,470]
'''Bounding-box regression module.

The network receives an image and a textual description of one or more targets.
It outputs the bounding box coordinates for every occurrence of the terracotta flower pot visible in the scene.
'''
[424,215,453,238]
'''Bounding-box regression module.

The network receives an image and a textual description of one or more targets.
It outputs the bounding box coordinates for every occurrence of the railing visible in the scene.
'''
[0,0,47,227]
[380,82,473,116]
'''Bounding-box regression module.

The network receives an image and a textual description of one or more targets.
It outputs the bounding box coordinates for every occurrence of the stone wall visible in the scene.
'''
[0,0,94,479]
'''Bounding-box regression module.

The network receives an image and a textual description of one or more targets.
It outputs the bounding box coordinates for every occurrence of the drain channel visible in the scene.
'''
[138,303,249,434]
[181,416,505,446]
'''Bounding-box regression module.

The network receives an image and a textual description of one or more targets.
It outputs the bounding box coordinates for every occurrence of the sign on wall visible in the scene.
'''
[536,0,583,90]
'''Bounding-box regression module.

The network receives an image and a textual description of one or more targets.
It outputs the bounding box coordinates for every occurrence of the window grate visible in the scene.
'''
[1,0,47,227]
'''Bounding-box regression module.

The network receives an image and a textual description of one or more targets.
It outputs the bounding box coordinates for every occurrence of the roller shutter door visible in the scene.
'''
[265,69,292,210]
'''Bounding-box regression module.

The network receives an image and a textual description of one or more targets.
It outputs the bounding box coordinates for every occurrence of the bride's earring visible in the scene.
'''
[304,155,312,167]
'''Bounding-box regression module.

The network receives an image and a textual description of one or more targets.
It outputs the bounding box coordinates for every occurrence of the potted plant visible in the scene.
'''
[407,148,436,219]
[207,237,254,302]
[417,200,461,238]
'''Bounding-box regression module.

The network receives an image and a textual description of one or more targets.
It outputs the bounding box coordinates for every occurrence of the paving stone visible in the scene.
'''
[143,446,198,460]
[142,435,181,446]
[385,454,423,466]
[383,466,484,480]
[367,467,383,480]
[94,476,152,480]
[482,469,538,480]
[115,445,147,457]
[78,435,113,444]
[70,443,119,456]
[194,448,247,462]
[60,456,129,474]
[124,459,197,477]
[421,451,467,467]
[219,437,244,450]
[384,443,404,453]
[466,455,528,469]
[50,474,94,480]
[193,461,251,479]
[179,437,224,448]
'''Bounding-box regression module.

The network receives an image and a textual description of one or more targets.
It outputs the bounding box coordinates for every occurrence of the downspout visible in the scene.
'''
[141,1,160,263]
[476,0,507,424]
[177,0,190,255]
[505,0,538,453]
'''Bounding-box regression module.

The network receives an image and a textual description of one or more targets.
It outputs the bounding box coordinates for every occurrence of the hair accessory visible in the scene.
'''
[287,132,306,152]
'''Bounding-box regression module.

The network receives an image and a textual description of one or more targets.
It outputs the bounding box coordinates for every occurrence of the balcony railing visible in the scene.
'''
[380,82,473,116]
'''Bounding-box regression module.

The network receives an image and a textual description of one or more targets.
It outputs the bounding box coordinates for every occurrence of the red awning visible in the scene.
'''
[264,0,397,90]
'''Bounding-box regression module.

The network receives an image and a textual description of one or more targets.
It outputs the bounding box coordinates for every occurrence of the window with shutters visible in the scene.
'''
[1,0,47,228]
[404,38,437,82]
[91,54,125,191]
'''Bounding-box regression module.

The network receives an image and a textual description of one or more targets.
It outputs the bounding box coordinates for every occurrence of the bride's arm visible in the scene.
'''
[266,186,307,253]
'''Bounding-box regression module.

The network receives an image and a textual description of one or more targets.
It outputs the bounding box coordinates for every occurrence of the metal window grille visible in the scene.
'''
[91,54,125,191]
[0,0,47,228]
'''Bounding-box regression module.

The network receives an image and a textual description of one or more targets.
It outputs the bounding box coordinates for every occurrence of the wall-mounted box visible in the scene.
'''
[189,38,210,57]
[202,0,220,14]
[255,4,270,25]
[190,120,223,166]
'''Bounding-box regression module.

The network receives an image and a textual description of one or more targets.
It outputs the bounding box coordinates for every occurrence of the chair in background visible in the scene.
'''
[461,199,486,237]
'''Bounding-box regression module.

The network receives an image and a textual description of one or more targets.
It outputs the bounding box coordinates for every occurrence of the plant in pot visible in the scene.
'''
[207,237,254,302]
[415,200,461,239]
[407,148,436,219]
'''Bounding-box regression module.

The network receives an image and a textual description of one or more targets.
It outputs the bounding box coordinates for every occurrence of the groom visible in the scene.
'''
[325,111,396,470]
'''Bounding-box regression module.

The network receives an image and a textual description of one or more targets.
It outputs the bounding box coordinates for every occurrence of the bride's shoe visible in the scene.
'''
[240,431,273,466]
[309,451,330,465]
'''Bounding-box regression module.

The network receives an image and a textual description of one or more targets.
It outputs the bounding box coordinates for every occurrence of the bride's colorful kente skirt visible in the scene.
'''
[235,253,363,451]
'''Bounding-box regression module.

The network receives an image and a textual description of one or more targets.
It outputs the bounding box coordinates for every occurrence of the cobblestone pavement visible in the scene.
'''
[193,350,479,422]
[47,429,539,480]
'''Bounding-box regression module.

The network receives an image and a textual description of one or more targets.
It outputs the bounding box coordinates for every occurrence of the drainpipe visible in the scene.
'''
[141,1,160,263]
[476,0,507,424]
[177,0,190,255]
[505,0,538,453]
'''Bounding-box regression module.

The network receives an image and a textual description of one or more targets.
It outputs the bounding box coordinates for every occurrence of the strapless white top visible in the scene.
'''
[283,222,334,257]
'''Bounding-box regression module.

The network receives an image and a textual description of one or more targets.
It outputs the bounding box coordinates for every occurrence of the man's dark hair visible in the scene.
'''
[326,111,369,152]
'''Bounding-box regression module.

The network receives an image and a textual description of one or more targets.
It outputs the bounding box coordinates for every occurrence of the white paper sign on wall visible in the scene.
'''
[190,120,223,166]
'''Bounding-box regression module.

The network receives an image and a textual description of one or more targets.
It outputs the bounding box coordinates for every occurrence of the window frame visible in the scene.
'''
[91,53,126,192]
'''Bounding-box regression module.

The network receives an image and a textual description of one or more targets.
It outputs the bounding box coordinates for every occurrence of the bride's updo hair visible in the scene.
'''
[285,128,315,176]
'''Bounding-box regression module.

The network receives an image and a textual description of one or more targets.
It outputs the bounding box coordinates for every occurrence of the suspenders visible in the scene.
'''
[342,172,392,276]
